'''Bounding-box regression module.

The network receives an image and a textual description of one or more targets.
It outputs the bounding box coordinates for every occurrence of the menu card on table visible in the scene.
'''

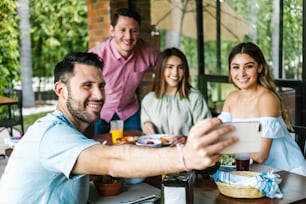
[88,182,160,204]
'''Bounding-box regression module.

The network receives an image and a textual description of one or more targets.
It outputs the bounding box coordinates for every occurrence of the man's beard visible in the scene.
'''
[66,89,100,124]
[66,100,94,124]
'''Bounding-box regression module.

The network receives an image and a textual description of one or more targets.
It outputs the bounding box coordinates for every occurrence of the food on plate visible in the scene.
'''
[115,136,139,144]
[122,136,138,143]
[146,140,155,144]
[136,138,162,147]
[220,154,235,166]
[159,136,172,144]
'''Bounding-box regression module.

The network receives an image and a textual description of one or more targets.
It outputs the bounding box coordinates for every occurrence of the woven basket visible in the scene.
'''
[215,171,264,198]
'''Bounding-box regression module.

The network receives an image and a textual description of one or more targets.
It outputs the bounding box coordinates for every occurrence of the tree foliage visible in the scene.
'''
[160,0,302,80]
[225,0,302,79]
[283,0,303,78]
[0,0,302,97]
[158,0,302,107]
[0,0,20,93]
[30,0,88,78]
[0,0,88,95]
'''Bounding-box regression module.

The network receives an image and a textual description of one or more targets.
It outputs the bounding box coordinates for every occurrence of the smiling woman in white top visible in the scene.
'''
[141,47,211,146]
[219,42,306,176]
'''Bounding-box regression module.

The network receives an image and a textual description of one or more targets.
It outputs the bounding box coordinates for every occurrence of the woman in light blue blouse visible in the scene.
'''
[219,42,306,175]
[141,48,211,146]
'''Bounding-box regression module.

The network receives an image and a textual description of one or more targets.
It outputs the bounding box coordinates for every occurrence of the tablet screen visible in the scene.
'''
[215,122,262,154]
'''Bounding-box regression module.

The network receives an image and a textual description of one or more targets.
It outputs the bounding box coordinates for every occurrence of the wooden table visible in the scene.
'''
[93,133,306,204]
[0,95,19,157]
[0,95,18,105]
[191,167,306,204]
[114,165,306,204]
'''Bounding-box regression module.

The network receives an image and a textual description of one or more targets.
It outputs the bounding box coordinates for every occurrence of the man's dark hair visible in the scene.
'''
[111,8,141,27]
[54,52,104,84]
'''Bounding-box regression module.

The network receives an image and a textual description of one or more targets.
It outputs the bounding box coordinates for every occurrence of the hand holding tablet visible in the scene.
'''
[215,122,262,154]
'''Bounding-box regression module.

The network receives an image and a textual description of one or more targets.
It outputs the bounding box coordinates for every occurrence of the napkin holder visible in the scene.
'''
[161,172,193,204]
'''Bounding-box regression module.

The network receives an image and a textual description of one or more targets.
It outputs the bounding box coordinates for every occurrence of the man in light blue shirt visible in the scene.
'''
[0,53,104,203]
[0,111,98,203]
[0,52,237,203]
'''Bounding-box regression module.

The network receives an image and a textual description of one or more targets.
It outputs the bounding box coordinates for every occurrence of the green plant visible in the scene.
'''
[0,0,20,92]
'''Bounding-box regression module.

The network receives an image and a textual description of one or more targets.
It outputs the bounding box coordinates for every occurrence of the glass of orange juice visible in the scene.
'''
[110,120,124,144]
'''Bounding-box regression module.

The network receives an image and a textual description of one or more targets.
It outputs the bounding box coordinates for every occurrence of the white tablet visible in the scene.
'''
[215,122,262,154]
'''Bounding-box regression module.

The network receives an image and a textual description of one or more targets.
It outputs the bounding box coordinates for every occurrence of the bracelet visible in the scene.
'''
[176,143,192,172]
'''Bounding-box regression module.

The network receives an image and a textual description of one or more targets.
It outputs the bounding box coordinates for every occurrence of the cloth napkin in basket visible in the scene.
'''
[213,170,283,199]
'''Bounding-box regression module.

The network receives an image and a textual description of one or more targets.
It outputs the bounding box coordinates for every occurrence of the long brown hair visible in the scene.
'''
[228,42,293,130]
[152,47,192,99]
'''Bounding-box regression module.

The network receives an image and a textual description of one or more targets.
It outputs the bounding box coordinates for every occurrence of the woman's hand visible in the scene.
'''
[143,121,156,135]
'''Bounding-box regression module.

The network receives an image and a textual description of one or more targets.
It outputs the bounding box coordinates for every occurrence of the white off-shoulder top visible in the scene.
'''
[218,112,306,176]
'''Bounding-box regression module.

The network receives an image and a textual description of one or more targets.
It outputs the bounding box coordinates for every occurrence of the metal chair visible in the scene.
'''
[292,125,306,159]
[0,88,24,136]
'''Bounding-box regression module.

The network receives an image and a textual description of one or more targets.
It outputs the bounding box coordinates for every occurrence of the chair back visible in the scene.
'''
[0,88,24,136]
[292,125,306,159]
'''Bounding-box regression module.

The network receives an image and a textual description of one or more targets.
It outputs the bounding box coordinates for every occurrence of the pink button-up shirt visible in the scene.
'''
[89,38,159,122]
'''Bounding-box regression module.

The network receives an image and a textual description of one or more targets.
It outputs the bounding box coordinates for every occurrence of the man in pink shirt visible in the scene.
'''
[89,8,160,135]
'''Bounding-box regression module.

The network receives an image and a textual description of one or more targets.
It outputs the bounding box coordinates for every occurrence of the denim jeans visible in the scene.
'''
[94,111,141,137]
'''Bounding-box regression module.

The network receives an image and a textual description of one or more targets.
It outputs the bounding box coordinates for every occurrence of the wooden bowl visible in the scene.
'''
[93,176,123,196]
[215,171,264,198]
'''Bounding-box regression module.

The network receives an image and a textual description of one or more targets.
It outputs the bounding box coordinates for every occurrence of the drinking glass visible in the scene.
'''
[235,153,250,171]
[110,120,124,144]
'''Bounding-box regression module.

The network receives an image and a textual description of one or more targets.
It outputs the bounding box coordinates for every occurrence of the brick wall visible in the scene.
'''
[86,0,159,100]
[86,0,129,49]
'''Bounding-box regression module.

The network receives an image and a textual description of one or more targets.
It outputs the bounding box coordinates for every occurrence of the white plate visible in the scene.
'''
[137,134,173,146]
[136,138,162,148]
